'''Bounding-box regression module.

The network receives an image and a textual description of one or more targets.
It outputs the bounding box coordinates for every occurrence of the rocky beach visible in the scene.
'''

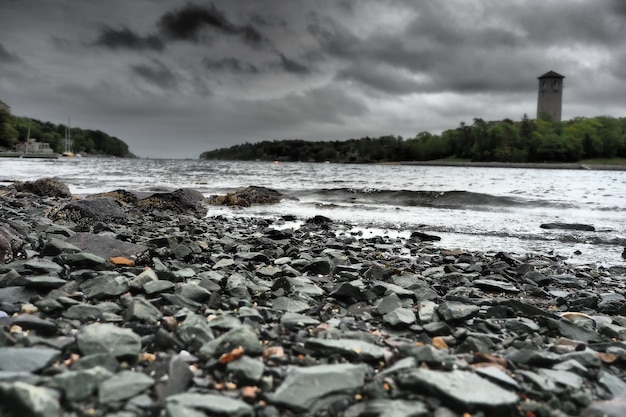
[1,178,626,417]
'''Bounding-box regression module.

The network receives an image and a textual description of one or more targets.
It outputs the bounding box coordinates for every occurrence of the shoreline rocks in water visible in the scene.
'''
[0,178,625,416]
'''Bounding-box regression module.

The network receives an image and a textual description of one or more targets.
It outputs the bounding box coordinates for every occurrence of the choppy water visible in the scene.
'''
[1,158,625,266]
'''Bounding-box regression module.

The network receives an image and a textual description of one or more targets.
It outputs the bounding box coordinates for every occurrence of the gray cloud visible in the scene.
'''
[0,43,21,64]
[94,26,164,51]
[203,57,260,74]
[157,2,265,46]
[130,60,179,90]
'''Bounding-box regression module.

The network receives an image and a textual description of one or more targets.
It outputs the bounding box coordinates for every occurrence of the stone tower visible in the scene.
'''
[537,71,565,122]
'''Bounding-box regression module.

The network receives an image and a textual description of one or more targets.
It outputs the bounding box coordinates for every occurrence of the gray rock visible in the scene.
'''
[198,325,262,357]
[272,296,310,313]
[438,301,480,322]
[13,275,67,290]
[583,393,626,417]
[472,278,520,293]
[63,304,103,321]
[144,279,176,294]
[124,297,162,323]
[40,236,81,256]
[418,300,437,323]
[375,293,403,315]
[98,370,154,403]
[383,307,417,326]
[53,366,113,402]
[176,283,211,302]
[55,252,107,269]
[0,381,61,417]
[81,273,129,299]
[66,232,148,260]
[280,312,320,329]
[166,392,253,417]
[506,348,561,366]
[397,368,518,412]
[598,370,626,397]
[227,356,265,383]
[76,323,141,358]
[51,197,126,224]
[304,338,387,361]
[540,222,595,231]
[177,313,215,352]
[0,347,60,372]
[270,363,368,411]
[71,353,119,372]
[165,403,207,417]
[345,399,429,417]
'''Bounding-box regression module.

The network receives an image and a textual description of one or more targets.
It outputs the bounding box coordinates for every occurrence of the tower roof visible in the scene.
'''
[538,70,565,79]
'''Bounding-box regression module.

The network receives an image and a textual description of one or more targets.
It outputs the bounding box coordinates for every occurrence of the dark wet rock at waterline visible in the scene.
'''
[207,186,282,207]
[540,222,596,231]
[13,177,71,198]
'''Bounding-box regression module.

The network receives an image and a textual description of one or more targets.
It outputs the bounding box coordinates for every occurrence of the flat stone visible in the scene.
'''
[144,279,175,294]
[76,323,141,358]
[54,252,107,269]
[383,307,417,326]
[345,399,429,417]
[0,347,60,372]
[198,325,262,358]
[81,274,129,299]
[53,366,113,402]
[598,370,626,397]
[0,381,61,417]
[472,278,520,293]
[227,356,265,383]
[13,275,68,289]
[438,301,480,322]
[63,304,102,321]
[280,312,320,329]
[177,313,214,352]
[272,296,310,313]
[270,363,368,411]
[98,370,154,403]
[375,293,403,315]
[304,338,387,361]
[397,368,518,412]
[166,392,253,417]
[124,297,162,323]
[583,393,626,417]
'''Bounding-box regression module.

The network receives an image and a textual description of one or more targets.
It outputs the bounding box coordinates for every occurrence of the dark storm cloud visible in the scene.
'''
[130,60,178,90]
[0,43,21,64]
[157,2,265,46]
[93,26,164,51]
[277,53,310,75]
[203,57,260,74]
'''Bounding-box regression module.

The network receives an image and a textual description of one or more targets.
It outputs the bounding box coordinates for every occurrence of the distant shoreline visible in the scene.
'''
[380,160,626,171]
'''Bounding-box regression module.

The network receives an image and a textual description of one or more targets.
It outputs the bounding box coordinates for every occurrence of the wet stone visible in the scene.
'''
[272,296,310,313]
[472,278,520,293]
[166,392,253,417]
[270,363,367,412]
[98,370,154,403]
[383,307,417,327]
[81,274,129,299]
[0,381,61,417]
[144,279,175,294]
[279,311,320,329]
[227,356,265,383]
[76,323,141,358]
[438,301,480,322]
[0,347,60,372]
[54,252,108,269]
[397,368,519,412]
[304,338,387,361]
[198,324,262,358]
[124,297,162,323]
[53,366,113,402]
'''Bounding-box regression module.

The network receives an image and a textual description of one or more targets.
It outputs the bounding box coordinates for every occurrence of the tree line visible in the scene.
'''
[200,115,626,163]
[0,99,132,157]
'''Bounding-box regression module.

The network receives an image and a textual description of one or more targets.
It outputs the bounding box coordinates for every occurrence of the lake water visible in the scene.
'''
[1,158,625,266]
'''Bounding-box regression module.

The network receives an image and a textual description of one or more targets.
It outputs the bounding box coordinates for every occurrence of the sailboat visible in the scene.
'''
[62,118,75,157]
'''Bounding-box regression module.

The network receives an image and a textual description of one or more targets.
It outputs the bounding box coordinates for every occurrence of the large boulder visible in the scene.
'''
[540,222,595,231]
[48,197,127,225]
[138,188,206,214]
[13,178,71,198]
[208,186,282,207]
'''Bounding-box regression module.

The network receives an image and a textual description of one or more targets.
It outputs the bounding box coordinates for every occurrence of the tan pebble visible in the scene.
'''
[21,303,38,314]
[432,337,448,349]
[161,316,177,332]
[263,346,285,359]
[9,325,23,333]
[241,386,259,401]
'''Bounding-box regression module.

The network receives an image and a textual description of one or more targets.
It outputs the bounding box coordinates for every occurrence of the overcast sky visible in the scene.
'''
[1,1,625,158]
